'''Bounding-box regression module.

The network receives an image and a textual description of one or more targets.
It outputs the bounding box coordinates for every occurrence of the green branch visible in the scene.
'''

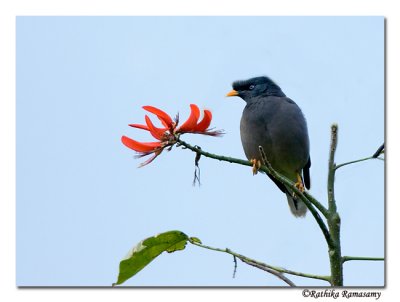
[177,138,329,217]
[257,146,333,250]
[328,124,338,214]
[189,238,331,284]
[177,138,333,249]
[177,139,253,167]
[327,124,343,286]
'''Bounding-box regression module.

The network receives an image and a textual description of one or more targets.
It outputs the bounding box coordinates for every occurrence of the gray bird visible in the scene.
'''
[226,76,311,217]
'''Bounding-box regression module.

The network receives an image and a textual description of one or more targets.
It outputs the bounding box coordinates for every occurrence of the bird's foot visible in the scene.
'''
[250,159,261,175]
[294,173,305,193]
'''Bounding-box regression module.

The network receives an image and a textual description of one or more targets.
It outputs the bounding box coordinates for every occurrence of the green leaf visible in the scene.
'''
[113,230,189,286]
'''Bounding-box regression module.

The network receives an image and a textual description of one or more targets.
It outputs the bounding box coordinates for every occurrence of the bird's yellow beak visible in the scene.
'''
[226,89,239,97]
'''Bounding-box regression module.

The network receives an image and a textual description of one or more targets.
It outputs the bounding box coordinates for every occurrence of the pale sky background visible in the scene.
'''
[16,16,384,286]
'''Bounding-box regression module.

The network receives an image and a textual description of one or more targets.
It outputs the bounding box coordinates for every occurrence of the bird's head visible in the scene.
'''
[226,76,285,102]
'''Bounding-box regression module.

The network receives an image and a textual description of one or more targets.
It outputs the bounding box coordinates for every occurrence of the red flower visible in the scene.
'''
[122,104,223,166]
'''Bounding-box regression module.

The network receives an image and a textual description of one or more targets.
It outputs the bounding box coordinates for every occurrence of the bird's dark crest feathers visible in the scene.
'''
[232,76,286,97]
[232,76,273,91]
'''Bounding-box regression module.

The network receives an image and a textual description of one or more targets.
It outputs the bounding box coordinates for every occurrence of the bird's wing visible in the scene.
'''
[303,157,311,190]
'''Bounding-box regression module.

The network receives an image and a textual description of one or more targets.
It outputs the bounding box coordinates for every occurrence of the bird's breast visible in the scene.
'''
[239,98,309,178]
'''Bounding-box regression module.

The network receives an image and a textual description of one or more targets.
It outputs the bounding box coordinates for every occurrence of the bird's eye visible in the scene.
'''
[249,84,255,90]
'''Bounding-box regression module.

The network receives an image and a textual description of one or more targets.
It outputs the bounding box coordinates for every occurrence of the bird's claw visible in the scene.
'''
[251,159,261,175]
[294,173,305,193]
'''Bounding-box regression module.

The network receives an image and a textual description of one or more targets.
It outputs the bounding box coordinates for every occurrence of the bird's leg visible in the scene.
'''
[294,173,305,192]
[250,159,261,175]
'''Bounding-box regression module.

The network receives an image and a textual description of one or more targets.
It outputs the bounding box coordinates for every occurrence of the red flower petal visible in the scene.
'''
[129,124,150,131]
[194,109,212,132]
[121,136,161,152]
[142,106,174,129]
[177,104,200,133]
[145,115,166,140]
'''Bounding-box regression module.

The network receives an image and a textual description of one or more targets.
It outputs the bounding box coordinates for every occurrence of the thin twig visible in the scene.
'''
[232,255,237,278]
[192,146,202,186]
[335,156,375,170]
[342,256,384,263]
[189,239,331,284]
[241,258,296,287]
[335,143,385,170]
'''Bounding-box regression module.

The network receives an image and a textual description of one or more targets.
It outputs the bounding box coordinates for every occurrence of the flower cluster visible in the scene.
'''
[122,104,223,166]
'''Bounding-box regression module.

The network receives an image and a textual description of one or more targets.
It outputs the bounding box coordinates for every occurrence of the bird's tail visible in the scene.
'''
[286,193,307,217]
